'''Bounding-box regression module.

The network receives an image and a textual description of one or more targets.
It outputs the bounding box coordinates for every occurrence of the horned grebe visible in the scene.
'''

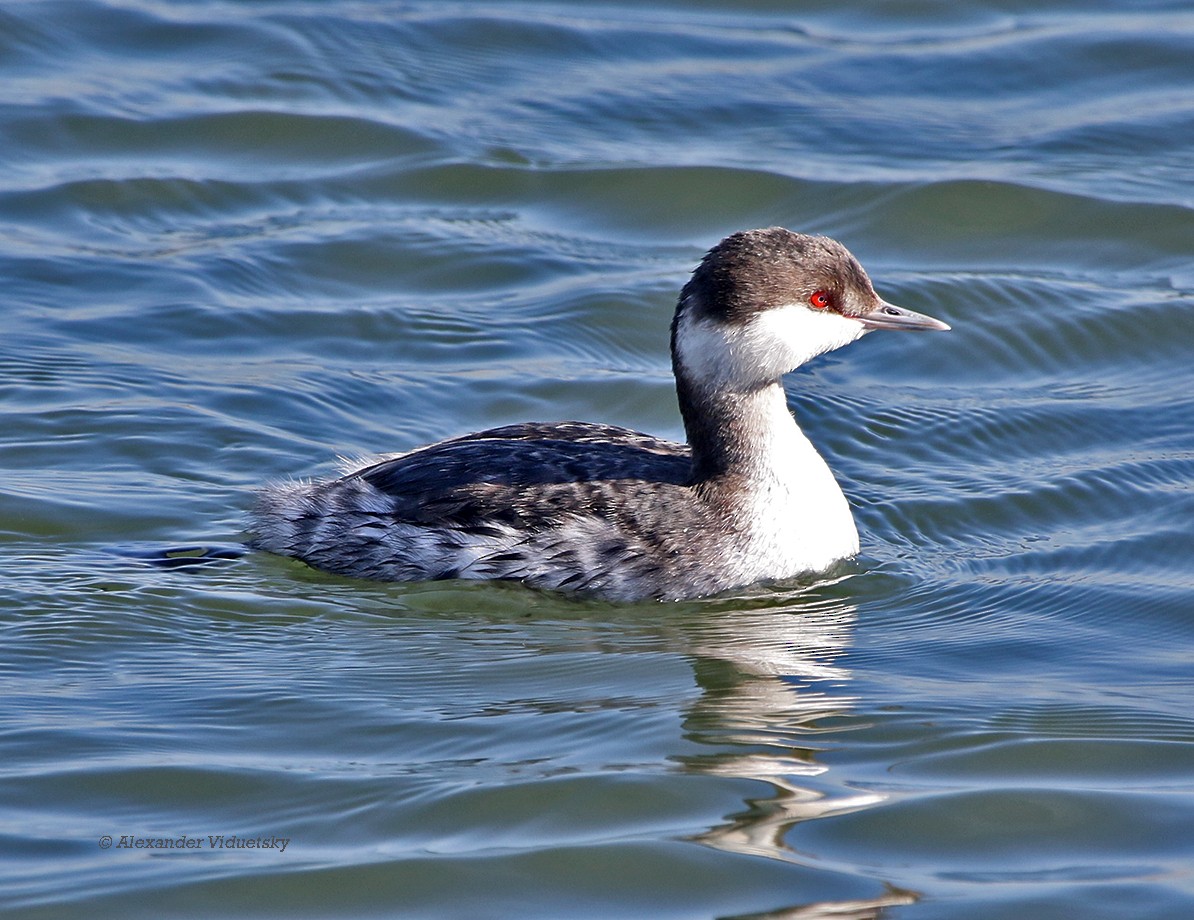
[250,228,949,600]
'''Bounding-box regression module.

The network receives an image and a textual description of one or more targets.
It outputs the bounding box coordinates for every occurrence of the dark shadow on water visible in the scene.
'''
[108,543,248,570]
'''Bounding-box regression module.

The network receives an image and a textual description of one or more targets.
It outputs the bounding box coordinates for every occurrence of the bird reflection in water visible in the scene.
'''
[673,577,919,919]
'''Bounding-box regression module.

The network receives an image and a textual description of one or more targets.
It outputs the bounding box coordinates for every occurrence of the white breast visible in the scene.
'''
[723,386,860,584]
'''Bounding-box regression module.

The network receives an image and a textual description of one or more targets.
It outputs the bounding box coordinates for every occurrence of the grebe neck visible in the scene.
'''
[676,373,814,486]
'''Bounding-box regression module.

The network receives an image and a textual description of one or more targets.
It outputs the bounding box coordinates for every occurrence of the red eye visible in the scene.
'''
[809,290,832,310]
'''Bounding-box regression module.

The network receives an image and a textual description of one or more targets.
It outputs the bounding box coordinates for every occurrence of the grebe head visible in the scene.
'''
[671,227,949,394]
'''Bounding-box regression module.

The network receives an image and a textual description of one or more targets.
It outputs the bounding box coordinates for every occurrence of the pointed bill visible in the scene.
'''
[858,300,951,332]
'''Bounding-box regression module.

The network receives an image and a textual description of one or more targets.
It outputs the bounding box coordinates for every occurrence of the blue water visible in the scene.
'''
[2,1,1193,917]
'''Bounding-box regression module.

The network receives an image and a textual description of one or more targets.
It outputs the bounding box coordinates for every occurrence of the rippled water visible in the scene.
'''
[3,1,1193,917]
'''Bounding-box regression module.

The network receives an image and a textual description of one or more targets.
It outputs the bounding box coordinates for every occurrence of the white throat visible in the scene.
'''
[727,384,859,576]
[673,302,864,581]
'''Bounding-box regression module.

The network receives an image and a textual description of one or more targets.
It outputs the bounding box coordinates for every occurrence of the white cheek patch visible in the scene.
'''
[674,304,867,390]
[746,304,868,375]
[673,316,740,387]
